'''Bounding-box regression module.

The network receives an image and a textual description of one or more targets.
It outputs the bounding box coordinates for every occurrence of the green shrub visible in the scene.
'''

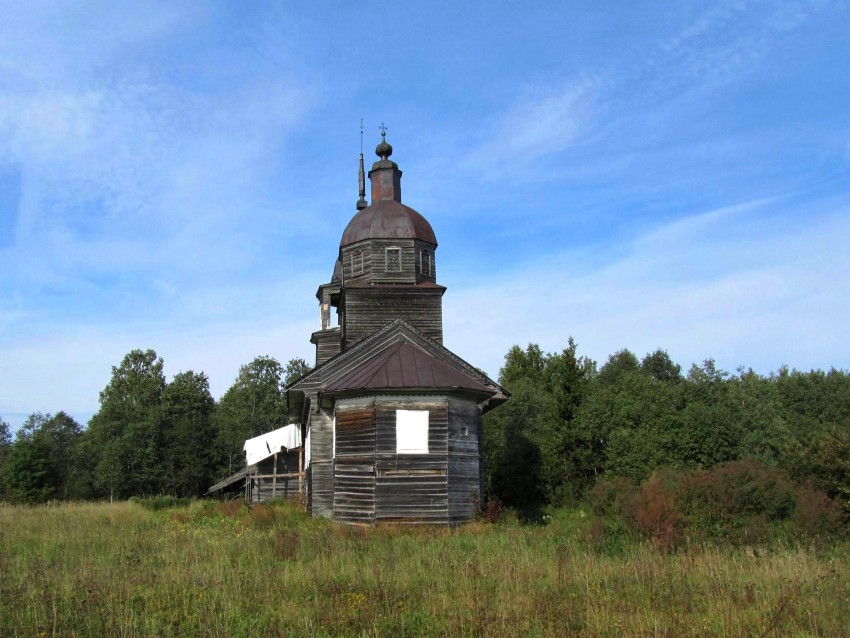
[589,460,848,549]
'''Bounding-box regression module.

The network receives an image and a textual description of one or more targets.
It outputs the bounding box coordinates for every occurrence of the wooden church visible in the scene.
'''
[286,131,508,524]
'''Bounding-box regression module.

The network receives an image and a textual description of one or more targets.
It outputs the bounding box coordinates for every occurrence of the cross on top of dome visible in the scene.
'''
[375,123,392,160]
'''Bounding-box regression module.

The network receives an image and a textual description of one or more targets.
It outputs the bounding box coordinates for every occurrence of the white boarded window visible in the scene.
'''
[396,409,429,454]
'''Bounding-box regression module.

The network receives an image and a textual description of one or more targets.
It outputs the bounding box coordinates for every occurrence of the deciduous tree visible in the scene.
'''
[87,349,166,499]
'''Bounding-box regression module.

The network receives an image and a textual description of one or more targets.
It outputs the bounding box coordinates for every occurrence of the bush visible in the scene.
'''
[587,460,848,549]
[793,484,848,539]
[588,477,636,518]
[633,472,682,551]
[680,459,797,544]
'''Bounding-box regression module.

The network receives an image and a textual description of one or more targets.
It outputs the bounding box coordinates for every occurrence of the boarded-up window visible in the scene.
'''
[386,248,401,271]
[396,409,428,454]
[417,249,432,276]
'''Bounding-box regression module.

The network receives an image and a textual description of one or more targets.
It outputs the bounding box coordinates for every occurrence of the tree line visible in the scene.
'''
[0,349,309,503]
[483,340,850,516]
[2,341,848,513]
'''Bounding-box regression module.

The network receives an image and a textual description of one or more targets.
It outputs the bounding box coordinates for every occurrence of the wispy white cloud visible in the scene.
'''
[0,4,317,313]
[462,78,599,177]
[444,196,850,378]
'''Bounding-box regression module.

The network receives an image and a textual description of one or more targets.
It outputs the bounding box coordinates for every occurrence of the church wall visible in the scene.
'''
[413,239,437,284]
[333,398,377,524]
[311,328,341,366]
[307,406,335,518]
[339,244,374,286]
[447,396,483,523]
[374,395,449,523]
[342,287,443,346]
[366,239,417,285]
[340,239,437,287]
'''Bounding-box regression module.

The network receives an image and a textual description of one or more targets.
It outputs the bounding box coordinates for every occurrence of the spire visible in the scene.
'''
[356,153,367,210]
[357,120,367,210]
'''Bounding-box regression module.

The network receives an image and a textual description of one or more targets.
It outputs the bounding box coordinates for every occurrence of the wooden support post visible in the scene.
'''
[298,445,304,496]
[272,452,278,501]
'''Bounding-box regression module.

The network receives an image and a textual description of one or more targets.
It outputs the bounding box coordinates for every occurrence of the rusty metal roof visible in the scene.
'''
[340,199,437,248]
[325,341,491,394]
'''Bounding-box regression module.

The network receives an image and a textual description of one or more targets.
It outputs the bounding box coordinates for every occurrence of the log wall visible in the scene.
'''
[340,239,437,287]
[375,397,449,523]
[333,398,377,524]
[342,287,443,347]
[447,396,483,523]
[307,407,335,518]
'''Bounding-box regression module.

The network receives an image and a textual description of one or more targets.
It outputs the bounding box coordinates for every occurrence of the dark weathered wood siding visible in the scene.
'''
[340,239,437,288]
[333,399,377,524]
[311,327,341,366]
[308,408,335,518]
[342,287,443,347]
[289,321,506,525]
[374,396,449,523]
[447,396,483,523]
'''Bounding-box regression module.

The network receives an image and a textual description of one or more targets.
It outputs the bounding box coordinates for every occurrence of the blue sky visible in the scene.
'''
[2,0,849,431]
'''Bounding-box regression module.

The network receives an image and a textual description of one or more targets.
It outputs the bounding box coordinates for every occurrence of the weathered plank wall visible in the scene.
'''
[340,239,437,287]
[374,397,449,524]
[447,396,483,523]
[342,287,444,347]
[308,407,335,518]
[311,327,342,366]
[333,399,377,524]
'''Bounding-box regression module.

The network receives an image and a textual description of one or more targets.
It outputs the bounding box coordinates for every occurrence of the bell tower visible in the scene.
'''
[310,132,445,366]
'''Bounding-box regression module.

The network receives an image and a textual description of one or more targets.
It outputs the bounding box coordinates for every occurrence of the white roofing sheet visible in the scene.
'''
[243,423,302,466]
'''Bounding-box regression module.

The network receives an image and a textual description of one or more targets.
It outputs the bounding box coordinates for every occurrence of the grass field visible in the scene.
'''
[0,499,847,637]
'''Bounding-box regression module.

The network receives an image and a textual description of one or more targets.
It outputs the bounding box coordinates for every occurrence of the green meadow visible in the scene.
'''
[1,499,848,637]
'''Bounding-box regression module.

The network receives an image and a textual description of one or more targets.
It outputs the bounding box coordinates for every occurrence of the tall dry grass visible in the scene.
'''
[0,500,847,637]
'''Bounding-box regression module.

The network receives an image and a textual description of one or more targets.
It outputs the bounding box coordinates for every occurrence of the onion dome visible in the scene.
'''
[340,132,437,248]
[340,200,437,247]
[375,131,393,160]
